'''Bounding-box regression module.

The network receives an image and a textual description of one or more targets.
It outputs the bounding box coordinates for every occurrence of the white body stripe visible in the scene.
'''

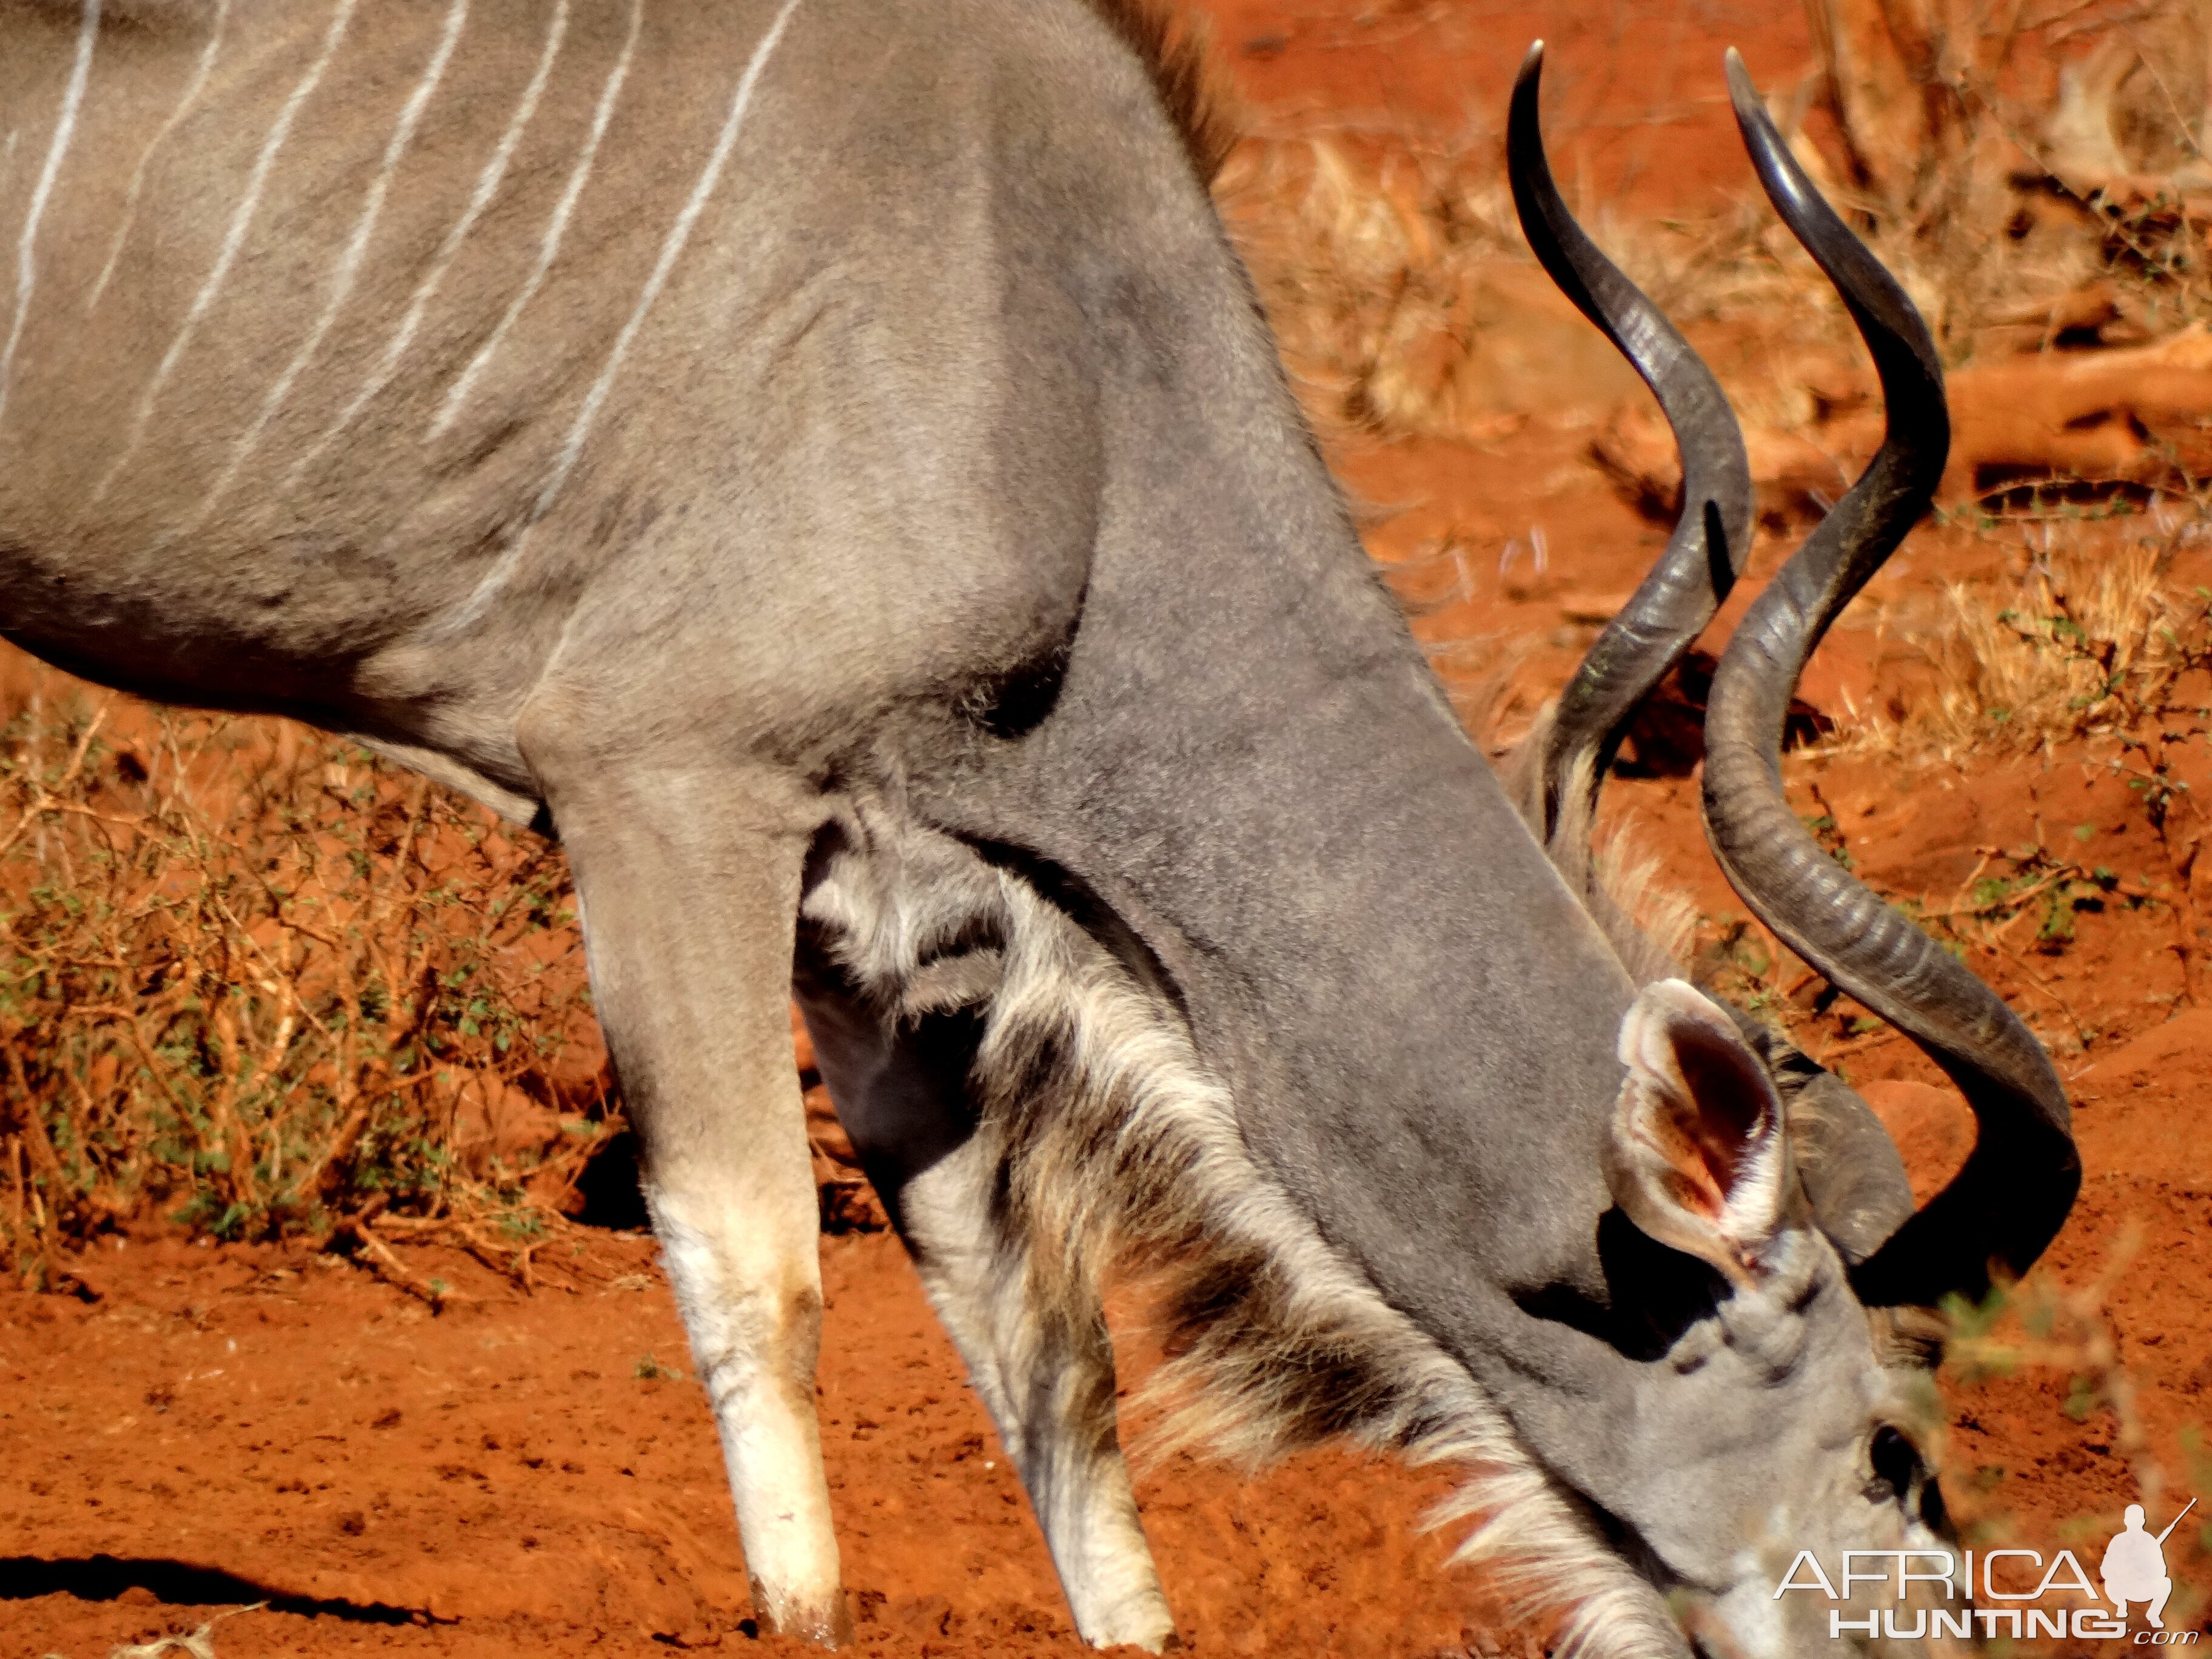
[441,0,805,632]
[429,0,642,441]
[0,0,101,429]
[86,0,232,317]
[287,0,569,489]
[192,0,468,526]
[92,0,359,508]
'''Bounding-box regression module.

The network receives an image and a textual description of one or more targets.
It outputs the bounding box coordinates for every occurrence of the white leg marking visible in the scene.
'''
[188,0,468,527]
[0,0,101,429]
[899,1150,1175,1651]
[438,0,804,632]
[651,1190,848,1640]
[90,0,359,509]
[284,0,569,488]
[85,0,232,317]
[427,0,640,442]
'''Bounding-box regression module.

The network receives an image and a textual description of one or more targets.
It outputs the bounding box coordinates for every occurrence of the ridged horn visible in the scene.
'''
[1509,41,1754,839]
[1701,49,2079,1308]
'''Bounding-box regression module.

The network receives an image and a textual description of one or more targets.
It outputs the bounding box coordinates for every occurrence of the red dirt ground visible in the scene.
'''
[1,1230,1517,1658]
[11,2,2212,1657]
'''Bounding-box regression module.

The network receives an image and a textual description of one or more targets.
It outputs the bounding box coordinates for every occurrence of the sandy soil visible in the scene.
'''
[2,1228,1523,1658]
[10,0,2212,1656]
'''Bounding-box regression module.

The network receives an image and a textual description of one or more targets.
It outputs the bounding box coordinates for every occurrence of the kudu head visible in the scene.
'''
[1508,45,2080,1657]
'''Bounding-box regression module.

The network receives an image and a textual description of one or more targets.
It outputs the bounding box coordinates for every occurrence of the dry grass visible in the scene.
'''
[1213,121,1838,452]
[1215,0,2212,472]
[1798,0,2212,349]
[1211,126,1817,440]
[1216,132,1536,440]
[0,662,609,1282]
[1826,492,2212,764]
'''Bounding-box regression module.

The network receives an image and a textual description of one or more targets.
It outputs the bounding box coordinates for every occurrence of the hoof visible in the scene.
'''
[752,1581,856,1647]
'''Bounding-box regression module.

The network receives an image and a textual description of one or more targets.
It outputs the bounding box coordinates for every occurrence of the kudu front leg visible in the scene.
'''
[899,1147,1176,1652]
[535,752,850,1645]
[794,972,1176,1651]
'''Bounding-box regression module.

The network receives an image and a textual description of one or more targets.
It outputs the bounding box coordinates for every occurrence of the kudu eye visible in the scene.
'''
[1867,1424,1922,1503]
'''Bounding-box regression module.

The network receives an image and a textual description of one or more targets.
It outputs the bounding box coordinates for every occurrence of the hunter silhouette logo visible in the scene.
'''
[1774,1497,2202,1643]
[2104,1501,2193,1631]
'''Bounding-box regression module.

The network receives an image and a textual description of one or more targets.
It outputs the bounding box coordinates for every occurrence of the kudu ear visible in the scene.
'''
[1604,980,1791,1287]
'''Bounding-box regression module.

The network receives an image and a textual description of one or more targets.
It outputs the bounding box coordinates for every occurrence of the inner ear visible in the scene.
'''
[1667,1019,1774,1210]
[1605,979,1791,1285]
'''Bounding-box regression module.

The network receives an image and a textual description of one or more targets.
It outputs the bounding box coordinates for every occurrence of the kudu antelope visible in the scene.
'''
[0,0,2077,1652]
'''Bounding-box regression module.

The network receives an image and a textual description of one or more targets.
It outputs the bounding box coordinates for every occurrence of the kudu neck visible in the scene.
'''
[925,357,1641,1333]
